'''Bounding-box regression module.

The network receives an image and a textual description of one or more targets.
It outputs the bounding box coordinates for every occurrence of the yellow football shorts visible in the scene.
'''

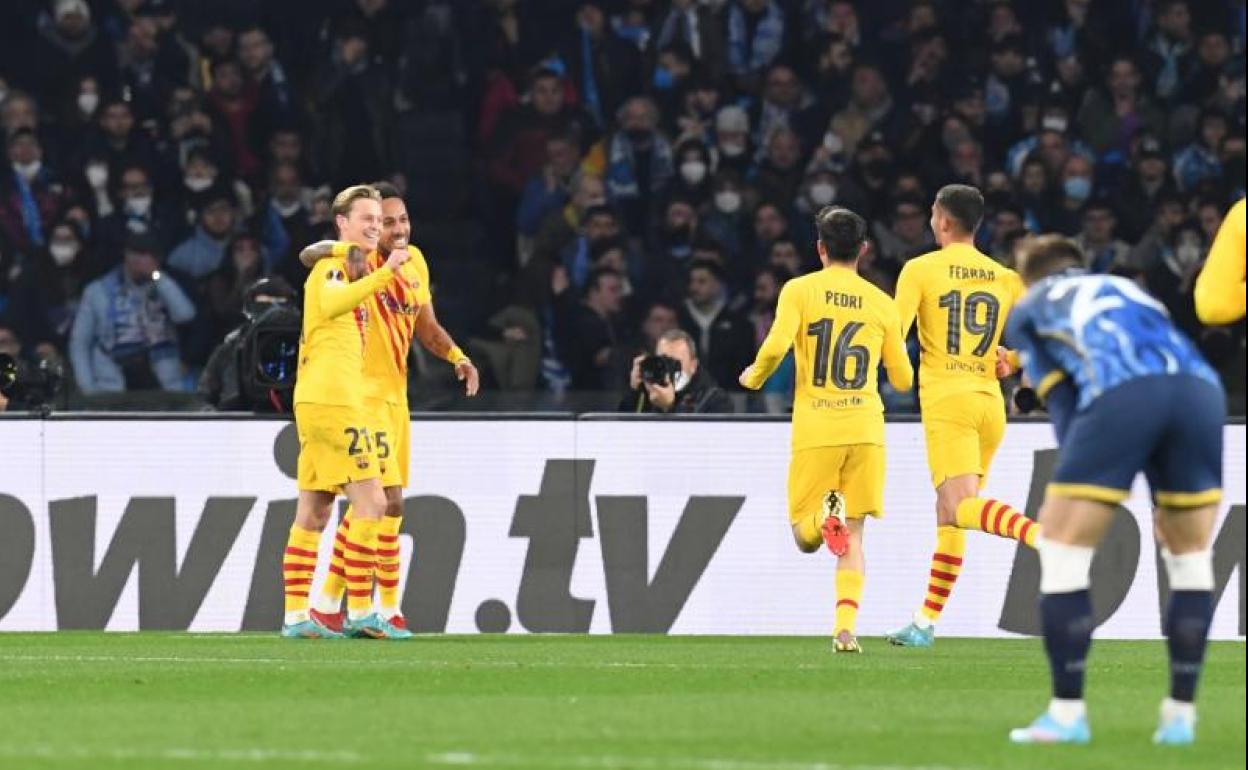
[788,444,885,523]
[922,391,1006,488]
[364,397,411,488]
[294,403,381,493]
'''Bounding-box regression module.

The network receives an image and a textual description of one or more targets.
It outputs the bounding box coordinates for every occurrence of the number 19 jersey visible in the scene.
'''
[894,243,1024,406]
[743,265,913,450]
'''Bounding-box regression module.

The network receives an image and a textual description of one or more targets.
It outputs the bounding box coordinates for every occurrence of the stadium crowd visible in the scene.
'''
[0,0,1243,413]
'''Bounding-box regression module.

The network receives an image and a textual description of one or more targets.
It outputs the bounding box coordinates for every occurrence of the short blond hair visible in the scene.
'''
[331,184,382,220]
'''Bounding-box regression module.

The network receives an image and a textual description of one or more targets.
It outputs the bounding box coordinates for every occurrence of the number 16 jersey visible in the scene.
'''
[743,265,913,450]
[894,243,1024,407]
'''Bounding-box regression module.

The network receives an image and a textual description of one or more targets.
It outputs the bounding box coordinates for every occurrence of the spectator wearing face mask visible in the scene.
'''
[93,163,181,267]
[69,232,195,393]
[700,170,749,262]
[263,161,313,283]
[1048,154,1096,235]
[21,0,118,111]
[582,96,674,234]
[670,138,714,205]
[8,217,89,352]
[713,105,753,177]
[0,128,66,253]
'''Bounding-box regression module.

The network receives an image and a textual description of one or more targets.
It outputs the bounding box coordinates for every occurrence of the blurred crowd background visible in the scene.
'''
[0,0,1243,414]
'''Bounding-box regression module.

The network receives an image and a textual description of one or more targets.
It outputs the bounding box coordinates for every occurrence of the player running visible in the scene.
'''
[740,207,913,653]
[1005,235,1225,746]
[303,182,479,635]
[886,185,1039,648]
[1194,197,1245,325]
[281,184,411,640]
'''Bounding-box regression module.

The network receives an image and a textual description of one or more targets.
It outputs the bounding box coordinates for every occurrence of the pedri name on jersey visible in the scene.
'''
[824,291,863,309]
[949,265,996,281]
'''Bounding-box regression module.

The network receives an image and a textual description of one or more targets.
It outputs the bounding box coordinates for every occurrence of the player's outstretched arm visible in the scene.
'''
[741,282,799,389]
[1194,198,1246,325]
[414,302,479,396]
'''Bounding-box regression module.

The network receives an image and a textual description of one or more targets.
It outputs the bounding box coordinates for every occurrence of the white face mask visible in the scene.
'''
[50,241,79,267]
[126,195,153,216]
[184,175,213,192]
[823,131,844,154]
[13,160,41,180]
[673,369,690,392]
[78,92,100,116]
[85,163,108,188]
[714,189,742,214]
[720,141,746,158]
[680,160,708,185]
[809,182,836,206]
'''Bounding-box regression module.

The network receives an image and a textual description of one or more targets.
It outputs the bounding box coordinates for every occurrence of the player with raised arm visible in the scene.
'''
[885,185,1038,648]
[1193,197,1245,325]
[305,182,479,635]
[1005,235,1225,746]
[740,207,913,653]
[281,185,411,639]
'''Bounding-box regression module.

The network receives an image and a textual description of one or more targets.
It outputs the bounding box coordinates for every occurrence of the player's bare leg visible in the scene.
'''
[281,491,342,639]
[1150,503,1218,746]
[833,519,866,653]
[1010,495,1113,744]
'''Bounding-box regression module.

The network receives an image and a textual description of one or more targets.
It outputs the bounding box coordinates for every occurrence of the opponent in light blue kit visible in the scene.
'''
[1001,236,1225,747]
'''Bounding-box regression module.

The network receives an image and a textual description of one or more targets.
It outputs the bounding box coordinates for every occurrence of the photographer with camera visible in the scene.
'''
[198,276,299,411]
[619,328,733,414]
[0,323,65,412]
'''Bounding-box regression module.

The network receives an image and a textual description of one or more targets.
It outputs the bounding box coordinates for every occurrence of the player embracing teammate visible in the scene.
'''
[281,183,477,640]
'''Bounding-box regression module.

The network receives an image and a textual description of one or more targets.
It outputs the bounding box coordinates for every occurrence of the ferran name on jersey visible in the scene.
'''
[948,265,996,281]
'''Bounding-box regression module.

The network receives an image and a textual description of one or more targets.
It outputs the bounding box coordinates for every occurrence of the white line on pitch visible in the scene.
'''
[0,745,973,770]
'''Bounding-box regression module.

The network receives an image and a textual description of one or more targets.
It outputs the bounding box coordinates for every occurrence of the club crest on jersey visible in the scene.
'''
[355,455,370,470]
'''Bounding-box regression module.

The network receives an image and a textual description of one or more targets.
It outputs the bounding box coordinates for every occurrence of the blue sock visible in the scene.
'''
[1165,590,1213,702]
[1041,590,1094,700]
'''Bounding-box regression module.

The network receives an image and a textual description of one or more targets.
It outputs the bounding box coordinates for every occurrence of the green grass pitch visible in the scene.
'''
[0,634,1242,770]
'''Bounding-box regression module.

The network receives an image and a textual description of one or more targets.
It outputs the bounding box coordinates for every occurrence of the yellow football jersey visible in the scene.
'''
[894,243,1024,406]
[743,264,913,450]
[361,245,434,405]
[1194,198,1245,325]
[293,252,394,407]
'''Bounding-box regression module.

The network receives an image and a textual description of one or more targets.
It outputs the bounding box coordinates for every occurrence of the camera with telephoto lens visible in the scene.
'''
[639,354,682,387]
[0,353,65,411]
[1013,386,1040,414]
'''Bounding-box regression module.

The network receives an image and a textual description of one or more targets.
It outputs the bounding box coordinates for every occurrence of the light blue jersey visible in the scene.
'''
[1005,270,1219,412]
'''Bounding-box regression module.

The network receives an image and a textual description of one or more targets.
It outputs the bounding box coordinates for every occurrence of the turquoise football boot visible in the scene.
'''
[1009,712,1092,745]
[345,613,411,640]
[885,620,934,648]
[281,618,344,639]
[1153,715,1196,746]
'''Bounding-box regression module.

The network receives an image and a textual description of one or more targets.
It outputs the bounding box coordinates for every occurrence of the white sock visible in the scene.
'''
[312,594,342,614]
[284,610,308,626]
[1038,537,1095,594]
[379,605,399,619]
[1048,698,1086,726]
[347,606,373,622]
[1163,549,1214,591]
[1161,697,1196,724]
[912,611,933,630]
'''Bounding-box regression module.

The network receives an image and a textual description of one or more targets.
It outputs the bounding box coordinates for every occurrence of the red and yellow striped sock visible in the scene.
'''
[343,516,380,620]
[834,569,865,635]
[919,525,966,623]
[283,525,321,622]
[313,509,352,613]
[376,516,403,615]
[954,497,1039,548]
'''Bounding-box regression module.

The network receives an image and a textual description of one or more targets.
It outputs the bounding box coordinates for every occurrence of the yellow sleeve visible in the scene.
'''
[1194,198,1246,325]
[881,299,914,392]
[319,265,394,319]
[894,260,922,338]
[743,281,800,389]
[407,246,433,306]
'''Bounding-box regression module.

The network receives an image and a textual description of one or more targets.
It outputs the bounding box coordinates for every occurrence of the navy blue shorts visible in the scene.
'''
[1050,375,1225,508]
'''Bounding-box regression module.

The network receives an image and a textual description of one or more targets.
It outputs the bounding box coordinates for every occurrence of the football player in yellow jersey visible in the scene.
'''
[885,184,1039,648]
[282,184,412,640]
[1194,198,1245,325]
[305,182,479,634]
[740,207,913,653]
